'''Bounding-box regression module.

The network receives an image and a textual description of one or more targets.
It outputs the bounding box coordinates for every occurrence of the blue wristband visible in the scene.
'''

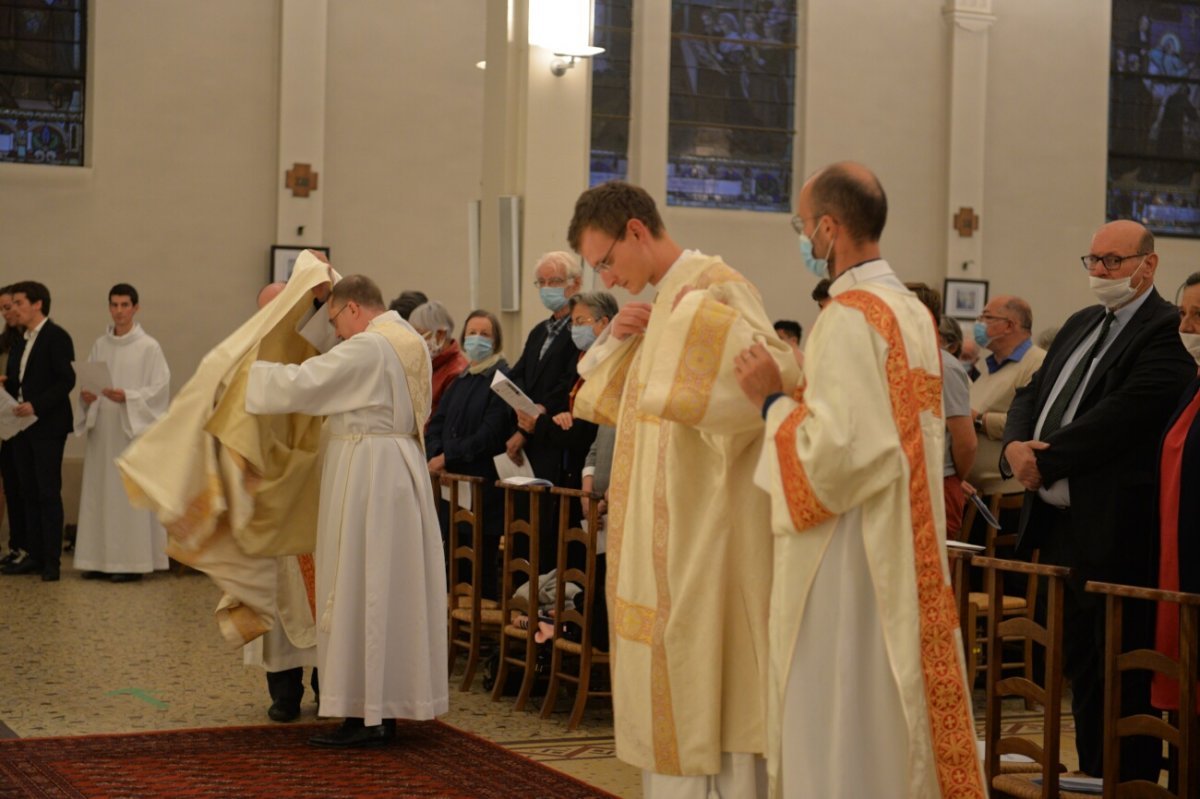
[761,392,786,419]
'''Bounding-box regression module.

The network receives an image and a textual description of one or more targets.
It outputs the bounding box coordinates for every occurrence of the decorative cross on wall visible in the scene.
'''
[285,163,319,198]
[953,206,980,238]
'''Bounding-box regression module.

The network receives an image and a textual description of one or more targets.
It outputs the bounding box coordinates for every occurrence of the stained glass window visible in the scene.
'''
[667,0,798,211]
[589,0,632,186]
[0,0,86,166]
[1107,1,1200,236]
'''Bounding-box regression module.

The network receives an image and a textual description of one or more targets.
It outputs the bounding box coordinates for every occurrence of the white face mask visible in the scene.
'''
[1088,257,1147,309]
[1180,331,1200,365]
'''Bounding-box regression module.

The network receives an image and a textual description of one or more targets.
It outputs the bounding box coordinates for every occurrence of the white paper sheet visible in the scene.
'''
[0,391,36,441]
[440,480,473,512]
[493,451,537,482]
[72,360,113,397]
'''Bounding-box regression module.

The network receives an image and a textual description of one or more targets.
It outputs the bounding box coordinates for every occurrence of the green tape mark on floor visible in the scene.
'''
[106,688,168,709]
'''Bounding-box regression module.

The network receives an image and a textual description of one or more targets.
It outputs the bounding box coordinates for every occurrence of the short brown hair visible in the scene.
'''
[567,181,665,252]
[330,275,385,310]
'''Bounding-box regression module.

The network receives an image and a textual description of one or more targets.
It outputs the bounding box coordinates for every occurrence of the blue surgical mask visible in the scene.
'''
[973,321,992,350]
[539,287,568,312]
[571,324,598,351]
[462,334,494,362]
[798,233,829,279]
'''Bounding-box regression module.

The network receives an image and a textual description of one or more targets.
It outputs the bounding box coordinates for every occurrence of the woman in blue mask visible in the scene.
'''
[426,309,511,598]
[514,291,618,502]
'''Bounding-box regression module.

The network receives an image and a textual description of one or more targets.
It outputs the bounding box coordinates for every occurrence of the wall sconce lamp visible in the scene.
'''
[529,0,605,77]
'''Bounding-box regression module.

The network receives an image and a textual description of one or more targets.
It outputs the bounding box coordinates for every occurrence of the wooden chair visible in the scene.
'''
[1084,580,1200,799]
[440,473,502,692]
[975,556,1094,798]
[491,481,548,709]
[946,542,976,668]
[964,492,1040,688]
[540,486,611,730]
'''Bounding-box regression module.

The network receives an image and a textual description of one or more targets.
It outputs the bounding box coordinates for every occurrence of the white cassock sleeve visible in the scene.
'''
[245,333,386,417]
[121,340,171,438]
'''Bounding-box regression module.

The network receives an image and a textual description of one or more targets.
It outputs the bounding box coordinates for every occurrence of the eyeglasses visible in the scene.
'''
[532,276,568,288]
[572,316,596,326]
[327,303,349,327]
[975,314,1013,325]
[1080,252,1149,271]
[586,221,630,274]
[790,215,807,236]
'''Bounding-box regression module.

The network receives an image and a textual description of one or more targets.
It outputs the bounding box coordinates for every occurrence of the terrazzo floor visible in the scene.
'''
[0,556,641,797]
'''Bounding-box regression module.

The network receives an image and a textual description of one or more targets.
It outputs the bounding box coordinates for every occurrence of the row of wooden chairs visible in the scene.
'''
[436,474,610,730]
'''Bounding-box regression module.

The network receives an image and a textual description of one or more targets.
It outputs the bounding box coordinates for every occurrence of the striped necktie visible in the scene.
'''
[1040,311,1115,438]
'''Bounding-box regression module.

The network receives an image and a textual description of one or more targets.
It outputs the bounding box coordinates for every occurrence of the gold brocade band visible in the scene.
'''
[613,597,655,645]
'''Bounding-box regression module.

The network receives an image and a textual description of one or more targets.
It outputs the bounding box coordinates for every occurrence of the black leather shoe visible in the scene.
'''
[267,701,300,723]
[41,570,60,582]
[2,557,40,575]
[80,570,106,580]
[0,550,19,566]
[109,573,143,583]
[308,719,391,748]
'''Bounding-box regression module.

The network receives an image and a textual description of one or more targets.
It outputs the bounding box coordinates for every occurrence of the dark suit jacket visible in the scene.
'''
[5,319,76,439]
[1002,288,1194,585]
[508,315,579,482]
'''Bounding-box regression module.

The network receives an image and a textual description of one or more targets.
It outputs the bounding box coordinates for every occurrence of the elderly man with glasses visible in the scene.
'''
[1001,219,1194,782]
[966,294,1045,495]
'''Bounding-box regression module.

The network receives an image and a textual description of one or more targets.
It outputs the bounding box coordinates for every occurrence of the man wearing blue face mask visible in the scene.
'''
[966,295,1045,495]
[504,251,583,570]
[1002,220,1195,782]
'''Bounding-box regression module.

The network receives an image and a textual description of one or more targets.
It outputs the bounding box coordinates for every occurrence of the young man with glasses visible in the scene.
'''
[567,180,799,797]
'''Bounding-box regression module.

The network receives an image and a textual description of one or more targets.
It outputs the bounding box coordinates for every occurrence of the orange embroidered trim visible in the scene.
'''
[835,290,984,799]
[662,298,736,427]
[774,403,835,531]
[649,425,680,773]
[614,597,655,645]
[297,553,317,618]
[604,348,645,669]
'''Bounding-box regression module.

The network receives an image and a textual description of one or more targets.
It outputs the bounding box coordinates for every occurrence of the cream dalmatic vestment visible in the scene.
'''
[756,261,985,798]
[574,250,799,777]
[117,253,333,645]
[74,324,171,574]
[245,311,448,726]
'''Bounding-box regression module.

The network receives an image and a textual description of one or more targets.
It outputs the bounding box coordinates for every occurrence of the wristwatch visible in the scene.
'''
[973,415,984,433]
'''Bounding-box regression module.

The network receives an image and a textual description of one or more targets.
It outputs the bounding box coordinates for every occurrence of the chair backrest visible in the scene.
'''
[1084,580,1200,799]
[497,481,548,624]
[974,555,1072,796]
[549,486,603,653]
[440,473,485,610]
[985,492,1025,554]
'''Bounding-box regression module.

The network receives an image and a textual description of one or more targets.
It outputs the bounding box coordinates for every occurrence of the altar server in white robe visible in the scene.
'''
[74,284,170,581]
[569,180,800,798]
[735,162,985,798]
[245,275,447,748]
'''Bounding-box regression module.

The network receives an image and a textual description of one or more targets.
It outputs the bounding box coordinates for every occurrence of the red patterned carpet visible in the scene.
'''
[0,721,617,798]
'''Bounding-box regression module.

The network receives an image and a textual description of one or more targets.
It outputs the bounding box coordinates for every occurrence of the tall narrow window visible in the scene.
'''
[1107,1,1200,236]
[667,0,798,211]
[589,0,632,186]
[0,0,86,166]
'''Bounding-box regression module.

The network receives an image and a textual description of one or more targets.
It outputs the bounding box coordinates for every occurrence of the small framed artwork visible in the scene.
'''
[943,278,989,320]
[270,245,330,283]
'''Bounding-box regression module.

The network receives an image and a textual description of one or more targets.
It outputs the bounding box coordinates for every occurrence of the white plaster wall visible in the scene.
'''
[323,0,486,325]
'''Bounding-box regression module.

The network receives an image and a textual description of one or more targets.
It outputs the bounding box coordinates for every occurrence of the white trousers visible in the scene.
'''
[643,753,767,799]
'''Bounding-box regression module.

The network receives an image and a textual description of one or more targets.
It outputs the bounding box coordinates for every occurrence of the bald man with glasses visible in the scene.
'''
[1001,219,1194,781]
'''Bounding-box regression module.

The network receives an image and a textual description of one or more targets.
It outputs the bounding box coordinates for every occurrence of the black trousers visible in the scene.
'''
[266,667,319,708]
[9,432,66,574]
[1043,508,1161,781]
[0,441,28,554]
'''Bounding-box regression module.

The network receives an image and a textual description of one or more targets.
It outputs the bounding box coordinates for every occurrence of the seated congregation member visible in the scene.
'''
[245,275,448,748]
[74,284,171,582]
[968,295,1045,495]
[514,291,617,494]
[409,301,468,420]
[909,282,977,539]
[1152,272,1200,715]
[2,281,75,582]
[0,286,28,567]
[388,289,427,320]
[426,309,512,599]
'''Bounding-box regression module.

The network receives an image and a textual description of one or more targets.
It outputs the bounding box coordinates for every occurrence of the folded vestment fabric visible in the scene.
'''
[118,251,335,646]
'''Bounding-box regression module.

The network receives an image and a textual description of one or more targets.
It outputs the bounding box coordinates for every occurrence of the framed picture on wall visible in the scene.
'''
[943,278,988,320]
[270,245,330,283]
